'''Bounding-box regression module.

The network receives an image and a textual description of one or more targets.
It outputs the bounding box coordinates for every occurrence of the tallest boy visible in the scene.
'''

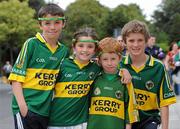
[8,3,69,129]
[120,20,176,129]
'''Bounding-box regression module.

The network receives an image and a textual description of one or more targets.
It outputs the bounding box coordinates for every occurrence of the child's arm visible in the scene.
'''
[160,106,169,129]
[125,124,131,129]
[12,81,28,117]
[119,68,132,84]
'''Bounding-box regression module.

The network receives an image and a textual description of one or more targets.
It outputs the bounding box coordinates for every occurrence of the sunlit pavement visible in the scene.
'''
[0,80,14,129]
[0,78,180,129]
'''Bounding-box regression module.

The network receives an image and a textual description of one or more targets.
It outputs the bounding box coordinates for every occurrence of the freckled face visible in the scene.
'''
[99,52,120,74]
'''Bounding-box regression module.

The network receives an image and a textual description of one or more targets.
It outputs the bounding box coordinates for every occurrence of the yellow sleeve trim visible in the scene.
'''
[8,73,25,82]
[160,97,176,107]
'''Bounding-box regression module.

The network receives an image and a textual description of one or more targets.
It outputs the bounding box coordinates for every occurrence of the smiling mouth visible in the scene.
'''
[48,32,57,34]
[80,52,89,55]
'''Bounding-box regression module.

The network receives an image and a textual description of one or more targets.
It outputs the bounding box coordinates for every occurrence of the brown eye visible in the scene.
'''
[55,21,61,24]
[44,22,50,25]
[88,45,94,49]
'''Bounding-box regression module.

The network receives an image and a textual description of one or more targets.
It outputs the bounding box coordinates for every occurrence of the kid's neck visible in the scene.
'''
[130,54,148,68]
[74,58,90,66]
[43,35,58,48]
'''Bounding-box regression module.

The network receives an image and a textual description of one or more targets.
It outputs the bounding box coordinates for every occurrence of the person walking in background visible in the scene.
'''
[120,20,176,129]
[172,46,180,95]
[2,61,12,78]
[164,41,179,86]
[145,35,165,60]
[87,37,138,129]
[8,3,69,129]
[2,61,12,84]
[117,35,129,56]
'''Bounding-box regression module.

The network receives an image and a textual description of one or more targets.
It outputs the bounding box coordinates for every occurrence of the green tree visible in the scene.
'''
[28,0,45,17]
[0,0,39,63]
[63,0,110,46]
[107,4,146,35]
[153,0,180,42]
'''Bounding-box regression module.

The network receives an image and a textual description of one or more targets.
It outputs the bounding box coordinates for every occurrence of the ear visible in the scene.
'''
[39,23,43,30]
[97,58,101,66]
[72,44,76,53]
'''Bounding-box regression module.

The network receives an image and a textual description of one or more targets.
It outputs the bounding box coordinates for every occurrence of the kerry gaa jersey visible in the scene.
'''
[120,55,176,120]
[87,72,139,129]
[8,32,69,116]
[49,58,101,126]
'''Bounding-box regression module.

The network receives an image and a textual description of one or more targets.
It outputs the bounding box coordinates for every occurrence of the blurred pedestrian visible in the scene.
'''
[164,41,179,86]
[117,35,128,56]
[172,47,180,95]
[2,61,12,78]
[145,36,165,60]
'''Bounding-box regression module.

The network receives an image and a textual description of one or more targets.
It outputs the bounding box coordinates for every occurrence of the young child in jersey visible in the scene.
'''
[120,20,176,129]
[48,27,132,129]
[8,3,69,129]
[87,37,139,129]
[48,27,101,129]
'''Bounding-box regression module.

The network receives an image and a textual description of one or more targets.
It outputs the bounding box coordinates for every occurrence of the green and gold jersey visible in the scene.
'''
[120,55,176,120]
[49,58,101,126]
[8,32,69,116]
[87,72,139,129]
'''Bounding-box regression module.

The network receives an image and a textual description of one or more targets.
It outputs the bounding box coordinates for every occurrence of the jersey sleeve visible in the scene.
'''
[125,82,139,124]
[8,39,34,82]
[159,66,176,107]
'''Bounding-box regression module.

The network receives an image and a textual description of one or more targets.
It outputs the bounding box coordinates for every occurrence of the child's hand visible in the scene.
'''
[119,68,132,84]
[19,104,28,117]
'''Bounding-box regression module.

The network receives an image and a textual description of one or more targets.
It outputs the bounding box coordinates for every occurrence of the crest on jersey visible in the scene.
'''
[145,80,154,90]
[115,90,123,99]
[89,72,95,79]
[94,87,101,95]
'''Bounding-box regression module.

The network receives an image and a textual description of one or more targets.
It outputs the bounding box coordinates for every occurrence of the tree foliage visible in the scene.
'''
[0,0,39,46]
[62,0,146,46]
[107,3,145,35]
[63,0,110,46]
[28,0,45,17]
[153,0,180,42]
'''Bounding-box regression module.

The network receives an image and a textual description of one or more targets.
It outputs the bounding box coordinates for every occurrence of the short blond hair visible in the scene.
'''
[121,20,150,43]
[98,37,124,56]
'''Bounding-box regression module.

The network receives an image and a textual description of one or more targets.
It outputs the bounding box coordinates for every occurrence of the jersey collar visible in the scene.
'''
[35,32,61,53]
[123,54,155,67]
[73,59,90,69]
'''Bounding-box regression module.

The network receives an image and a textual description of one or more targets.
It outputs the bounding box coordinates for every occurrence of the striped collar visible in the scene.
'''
[35,32,61,53]
[123,54,155,67]
[73,59,90,69]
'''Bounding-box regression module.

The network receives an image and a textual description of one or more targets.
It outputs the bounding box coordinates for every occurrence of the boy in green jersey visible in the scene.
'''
[8,3,69,129]
[87,37,139,129]
[120,20,176,129]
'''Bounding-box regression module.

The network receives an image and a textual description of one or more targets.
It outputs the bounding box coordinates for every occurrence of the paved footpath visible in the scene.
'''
[0,79,180,129]
[167,95,180,129]
[0,81,13,129]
